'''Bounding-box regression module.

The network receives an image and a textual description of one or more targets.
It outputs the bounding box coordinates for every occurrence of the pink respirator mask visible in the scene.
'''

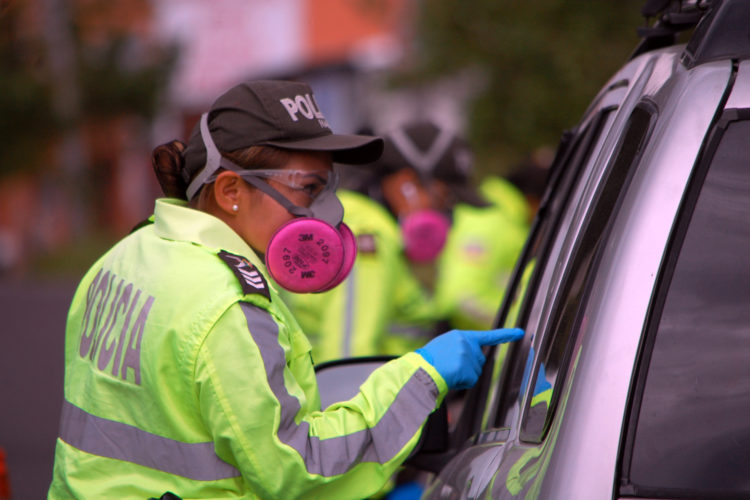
[240,169,356,293]
[400,209,450,263]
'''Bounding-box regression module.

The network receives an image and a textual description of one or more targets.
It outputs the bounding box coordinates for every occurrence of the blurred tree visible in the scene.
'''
[0,2,59,177]
[78,35,178,120]
[73,0,179,120]
[0,0,178,275]
[405,0,645,175]
[0,0,178,179]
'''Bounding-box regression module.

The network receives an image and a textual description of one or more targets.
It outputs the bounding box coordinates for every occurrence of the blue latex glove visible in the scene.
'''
[416,328,525,390]
[386,481,423,500]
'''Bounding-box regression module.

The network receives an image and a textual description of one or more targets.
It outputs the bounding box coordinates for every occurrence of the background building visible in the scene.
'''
[1,0,483,276]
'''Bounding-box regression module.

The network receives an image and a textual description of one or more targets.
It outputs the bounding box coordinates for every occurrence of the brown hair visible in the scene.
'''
[151,140,188,199]
[150,140,292,202]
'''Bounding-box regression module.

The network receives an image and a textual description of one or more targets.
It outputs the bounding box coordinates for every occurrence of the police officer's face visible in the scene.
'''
[381,168,451,217]
[239,151,333,254]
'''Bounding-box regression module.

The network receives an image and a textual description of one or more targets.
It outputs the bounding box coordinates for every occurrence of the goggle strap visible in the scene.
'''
[241,175,312,217]
[187,115,328,220]
[186,113,222,200]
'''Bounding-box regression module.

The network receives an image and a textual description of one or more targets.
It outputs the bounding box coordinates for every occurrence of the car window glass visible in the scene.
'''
[478,259,535,431]
[480,109,614,432]
[624,117,750,497]
[520,104,655,442]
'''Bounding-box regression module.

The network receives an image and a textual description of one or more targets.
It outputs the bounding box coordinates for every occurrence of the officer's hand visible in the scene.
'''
[416,328,524,390]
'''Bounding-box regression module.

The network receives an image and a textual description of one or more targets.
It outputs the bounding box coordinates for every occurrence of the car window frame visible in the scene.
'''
[453,108,614,447]
[491,108,616,428]
[448,50,669,448]
[483,55,666,440]
[446,126,572,446]
[518,100,658,444]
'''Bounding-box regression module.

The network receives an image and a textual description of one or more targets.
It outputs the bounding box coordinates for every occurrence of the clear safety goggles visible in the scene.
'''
[212,164,343,225]
[231,169,339,200]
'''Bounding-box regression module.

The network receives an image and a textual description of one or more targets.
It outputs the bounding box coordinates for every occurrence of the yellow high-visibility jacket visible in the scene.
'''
[48,198,447,500]
[434,194,529,331]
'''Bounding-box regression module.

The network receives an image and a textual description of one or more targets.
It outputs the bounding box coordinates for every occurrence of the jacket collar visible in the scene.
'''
[152,198,268,274]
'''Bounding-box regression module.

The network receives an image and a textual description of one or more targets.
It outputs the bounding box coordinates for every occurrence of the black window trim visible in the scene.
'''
[486,108,617,434]
[519,100,659,444]
[448,127,575,447]
[454,106,619,448]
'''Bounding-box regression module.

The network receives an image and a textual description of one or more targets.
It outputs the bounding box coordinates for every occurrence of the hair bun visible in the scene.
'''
[151,140,188,200]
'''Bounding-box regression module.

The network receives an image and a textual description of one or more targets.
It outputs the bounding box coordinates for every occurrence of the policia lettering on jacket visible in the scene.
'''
[48,80,523,500]
[77,268,155,384]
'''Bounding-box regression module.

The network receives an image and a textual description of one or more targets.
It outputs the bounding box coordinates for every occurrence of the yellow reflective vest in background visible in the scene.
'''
[478,176,531,227]
[434,178,530,331]
[48,198,447,500]
[280,190,439,364]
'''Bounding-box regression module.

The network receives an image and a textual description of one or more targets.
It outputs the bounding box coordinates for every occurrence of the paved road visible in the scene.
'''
[0,278,76,500]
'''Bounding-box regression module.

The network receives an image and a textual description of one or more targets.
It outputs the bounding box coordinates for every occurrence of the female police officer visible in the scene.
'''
[48,80,523,499]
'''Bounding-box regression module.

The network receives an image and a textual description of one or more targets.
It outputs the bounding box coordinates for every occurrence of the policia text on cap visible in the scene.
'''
[47,80,524,500]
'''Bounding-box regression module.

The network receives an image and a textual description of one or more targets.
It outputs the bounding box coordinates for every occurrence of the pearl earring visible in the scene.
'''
[232,204,239,212]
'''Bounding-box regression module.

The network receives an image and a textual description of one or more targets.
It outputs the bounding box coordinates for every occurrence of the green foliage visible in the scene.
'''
[410,0,645,174]
[0,3,178,179]
[77,36,179,120]
[0,5,60,177]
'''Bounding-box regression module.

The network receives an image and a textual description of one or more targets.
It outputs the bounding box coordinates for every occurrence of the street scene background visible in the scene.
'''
[0,1,642,497]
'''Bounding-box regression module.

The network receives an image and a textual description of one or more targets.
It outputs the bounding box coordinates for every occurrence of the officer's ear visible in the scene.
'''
[212,171,244,216]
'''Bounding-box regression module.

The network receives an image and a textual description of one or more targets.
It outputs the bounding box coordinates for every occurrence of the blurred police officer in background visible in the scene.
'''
[366,120,533,331]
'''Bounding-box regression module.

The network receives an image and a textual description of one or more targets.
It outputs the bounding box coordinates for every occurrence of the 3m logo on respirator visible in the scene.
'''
[279,94,330,128]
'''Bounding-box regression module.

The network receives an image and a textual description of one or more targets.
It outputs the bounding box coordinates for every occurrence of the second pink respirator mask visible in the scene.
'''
[401,209,450,263]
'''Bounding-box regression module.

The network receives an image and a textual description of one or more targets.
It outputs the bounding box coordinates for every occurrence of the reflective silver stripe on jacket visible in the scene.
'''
[342,269,356,357]
[58,400,241,480]
[241,303,438,477]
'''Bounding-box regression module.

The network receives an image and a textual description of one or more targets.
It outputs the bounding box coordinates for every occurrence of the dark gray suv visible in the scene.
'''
[409,1,750,498]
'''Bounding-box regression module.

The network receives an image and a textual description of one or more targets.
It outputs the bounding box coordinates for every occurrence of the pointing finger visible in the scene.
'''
[467,328,525,346]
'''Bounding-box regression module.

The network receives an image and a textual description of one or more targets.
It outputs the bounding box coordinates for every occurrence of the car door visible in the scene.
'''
[515,56,736,500]
[421,46,678,499]
[422,45,736,499]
